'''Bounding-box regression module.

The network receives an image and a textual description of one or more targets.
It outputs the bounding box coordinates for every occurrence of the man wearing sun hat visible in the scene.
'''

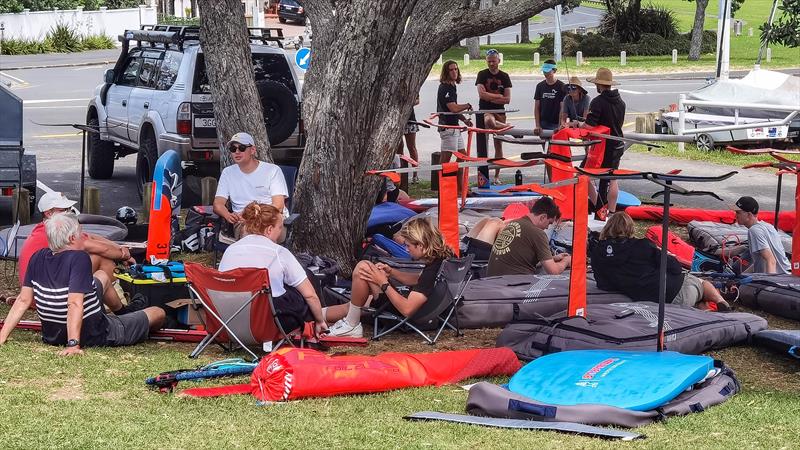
[733,196,791,274]
[578,67,627,217]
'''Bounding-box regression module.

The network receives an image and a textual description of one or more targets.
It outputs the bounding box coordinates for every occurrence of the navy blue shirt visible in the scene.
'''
[437,83,460,126]
[24,249,109,346]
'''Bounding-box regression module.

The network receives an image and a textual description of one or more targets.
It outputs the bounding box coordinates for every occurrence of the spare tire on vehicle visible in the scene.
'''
[256,80,299,145]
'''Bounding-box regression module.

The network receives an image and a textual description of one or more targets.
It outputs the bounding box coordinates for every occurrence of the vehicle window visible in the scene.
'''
[138,57,159,88]
[118,57,143,86]
[281,0,300,5]
[155,51,183,90]
[193,53,297,94]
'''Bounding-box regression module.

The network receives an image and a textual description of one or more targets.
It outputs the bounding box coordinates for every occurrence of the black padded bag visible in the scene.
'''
[738,274,800,320]
[497,302,767,361]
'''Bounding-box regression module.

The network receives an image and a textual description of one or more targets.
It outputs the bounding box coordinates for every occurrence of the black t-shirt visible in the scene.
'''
[412,259,444,298]
[407,107,416,124]
[476,69,512,111]
[589,238,684,303]
[437,83,459,126]
[534,79,566,126]
[24,249,109,347]
[585,89,627,146]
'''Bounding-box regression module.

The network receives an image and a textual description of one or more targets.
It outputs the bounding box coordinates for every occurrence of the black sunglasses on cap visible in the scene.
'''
[228,143,251,153]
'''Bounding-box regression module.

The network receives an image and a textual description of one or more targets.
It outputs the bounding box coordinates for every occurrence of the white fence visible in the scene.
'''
[0,6,158,42]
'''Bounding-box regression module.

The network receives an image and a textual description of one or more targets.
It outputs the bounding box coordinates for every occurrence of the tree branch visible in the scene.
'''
[435,0,565,43]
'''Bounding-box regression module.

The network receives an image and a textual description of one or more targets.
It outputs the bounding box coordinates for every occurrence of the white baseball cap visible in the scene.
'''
[38,191,77,213]
[227,132,255,147]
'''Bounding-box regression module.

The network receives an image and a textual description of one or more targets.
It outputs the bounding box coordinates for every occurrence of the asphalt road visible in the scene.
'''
[0,60,795,225]
[485,6,604,44]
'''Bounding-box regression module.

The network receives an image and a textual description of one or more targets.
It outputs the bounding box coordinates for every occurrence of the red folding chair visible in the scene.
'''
[184,263,306,360]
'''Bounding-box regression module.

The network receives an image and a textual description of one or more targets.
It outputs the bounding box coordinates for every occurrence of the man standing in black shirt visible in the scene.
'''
[579,67,627,216]
[476,49,513,185]
[534,59,565,135]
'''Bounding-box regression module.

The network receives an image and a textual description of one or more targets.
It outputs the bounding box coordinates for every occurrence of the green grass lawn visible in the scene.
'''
[627,142,781,166]
[1,246,800,448]
[437,0,797,76]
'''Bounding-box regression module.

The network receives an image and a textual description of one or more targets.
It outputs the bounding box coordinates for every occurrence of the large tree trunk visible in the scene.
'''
[293,0,562,273]
[689,0,710,60]
[520,17,531,43]
[466,36,481,59]
[197,0,271,168]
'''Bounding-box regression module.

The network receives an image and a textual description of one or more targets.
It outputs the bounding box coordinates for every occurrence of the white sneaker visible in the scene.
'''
[328,319,363,338]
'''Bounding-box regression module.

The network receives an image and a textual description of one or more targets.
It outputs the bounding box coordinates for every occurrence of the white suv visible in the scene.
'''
[86,25,304,201]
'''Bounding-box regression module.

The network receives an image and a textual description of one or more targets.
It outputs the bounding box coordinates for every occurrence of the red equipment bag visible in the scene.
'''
[645,226,695,269]
[180,347,521,401]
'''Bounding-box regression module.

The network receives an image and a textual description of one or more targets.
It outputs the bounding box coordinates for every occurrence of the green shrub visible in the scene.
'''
[638,4,678,40]
[45,22,84,52]
[536,32,582,57]
[81,34,115,50]
[626,33,672,56]
[598,2,678,42]
[0,37,53,54]
[158,14,200,26]
[577,33,620,57]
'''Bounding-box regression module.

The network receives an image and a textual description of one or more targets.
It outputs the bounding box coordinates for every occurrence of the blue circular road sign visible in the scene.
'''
[295,47,311,71]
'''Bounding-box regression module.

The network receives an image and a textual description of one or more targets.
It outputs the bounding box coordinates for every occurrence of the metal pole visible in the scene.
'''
[716,0,731,79]
[80,130,86,212]
[774,173,783,229]
[656,181,671,352]
[677,94,686,152]
[756,0,780,66]
[553,5,562,62]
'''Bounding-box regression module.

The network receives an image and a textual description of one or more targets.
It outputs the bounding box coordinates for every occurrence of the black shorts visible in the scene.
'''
[464,237,493,261]
[105,310,150,346]
[601,144,625,169]
[272,285,313,332]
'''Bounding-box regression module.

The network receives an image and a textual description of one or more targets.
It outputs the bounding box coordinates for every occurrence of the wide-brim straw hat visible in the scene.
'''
[587,67,618,86]
[564,76,588,95]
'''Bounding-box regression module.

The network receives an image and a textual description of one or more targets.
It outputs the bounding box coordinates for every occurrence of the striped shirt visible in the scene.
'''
[24,249,109,346]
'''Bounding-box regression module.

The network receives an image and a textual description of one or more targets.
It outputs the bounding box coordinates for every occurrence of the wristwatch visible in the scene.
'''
[66,339,80,348]
[380,282,390,293]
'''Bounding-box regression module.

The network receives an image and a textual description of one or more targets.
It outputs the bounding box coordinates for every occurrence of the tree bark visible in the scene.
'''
[292,0,562,273]
[196,0,272,168]
[688,0,709,61]
[520,17,531,43]
[466,36,481,58]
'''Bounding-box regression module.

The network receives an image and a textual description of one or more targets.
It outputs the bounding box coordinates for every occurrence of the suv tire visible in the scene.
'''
[136,131,159,200]
[257,79,299,145]
[87,117,116,179]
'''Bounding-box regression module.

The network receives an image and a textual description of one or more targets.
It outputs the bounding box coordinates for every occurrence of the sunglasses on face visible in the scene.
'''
[228,144,251,153]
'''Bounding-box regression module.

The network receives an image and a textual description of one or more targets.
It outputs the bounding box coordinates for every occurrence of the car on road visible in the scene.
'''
[86,25,304,202]
[278,0,306,25]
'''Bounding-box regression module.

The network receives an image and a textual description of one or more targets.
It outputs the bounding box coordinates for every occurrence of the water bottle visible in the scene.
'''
[515,170,523,186]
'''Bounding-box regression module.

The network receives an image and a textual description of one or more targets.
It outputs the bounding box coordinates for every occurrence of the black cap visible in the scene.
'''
[735,196,759,214]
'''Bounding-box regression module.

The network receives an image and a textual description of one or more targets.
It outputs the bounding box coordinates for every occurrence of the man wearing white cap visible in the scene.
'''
[10,192,135,313]
[213,132,289,238]
[576,67,627,217]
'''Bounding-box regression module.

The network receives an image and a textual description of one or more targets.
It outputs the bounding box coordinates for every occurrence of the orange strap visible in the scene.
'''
[465,124,514,134]
[567,175,589,317]
[439,162,460,256]
[366,170,401,183]
[399,155,419,167]
[451,152,544,168]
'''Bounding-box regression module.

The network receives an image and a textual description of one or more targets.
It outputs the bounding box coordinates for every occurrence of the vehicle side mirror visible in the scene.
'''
[104,69,115,84]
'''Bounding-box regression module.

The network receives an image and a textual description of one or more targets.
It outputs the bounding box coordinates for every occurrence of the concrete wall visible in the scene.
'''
[0,6,158,42]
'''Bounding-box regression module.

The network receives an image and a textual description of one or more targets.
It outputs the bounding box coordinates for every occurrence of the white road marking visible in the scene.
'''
[24,105,87,109]
[0,71,27,84]
[619,89,691,95]
[24,98,89,104]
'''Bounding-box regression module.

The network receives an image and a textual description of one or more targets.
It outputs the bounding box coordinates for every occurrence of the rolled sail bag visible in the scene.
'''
[180,347,521,400]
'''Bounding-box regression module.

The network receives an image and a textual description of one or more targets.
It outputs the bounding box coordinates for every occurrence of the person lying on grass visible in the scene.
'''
[325,217,453,338]
[590,212,731,311]
[0,213,165,355]
[217,201,328,337]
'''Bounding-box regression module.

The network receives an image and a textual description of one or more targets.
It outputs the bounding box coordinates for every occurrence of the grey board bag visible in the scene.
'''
[465,362,740,428]
[687,220,791,257]
[738,273,800,320]
[457,273,628,329]
[497,302,767,361]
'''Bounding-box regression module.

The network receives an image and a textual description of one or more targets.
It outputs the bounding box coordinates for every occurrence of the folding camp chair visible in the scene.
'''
[184,263,307,360]
[370,254,474,344]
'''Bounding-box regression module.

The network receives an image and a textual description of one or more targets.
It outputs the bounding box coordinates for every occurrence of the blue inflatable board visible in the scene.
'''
[146,150,182,261]
[471,184,641,207]
[372,233,411,259]
[508,350,714,411]
[368,202,416,229]
[753,330,800,360]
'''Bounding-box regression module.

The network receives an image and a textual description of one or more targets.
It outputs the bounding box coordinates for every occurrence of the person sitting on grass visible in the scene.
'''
[590,212,731,311]
[486,197,571,276]
[8,191,135,312]
[325,217,454,338]
[0,213,165,355]
[218,202,328,337]
[733,196,791,274]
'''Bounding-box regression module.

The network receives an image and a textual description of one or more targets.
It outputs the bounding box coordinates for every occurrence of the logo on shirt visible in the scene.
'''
[493,222,522,255]
[542,88,559,100]
[444,92,451,99]
[606,245,613,255]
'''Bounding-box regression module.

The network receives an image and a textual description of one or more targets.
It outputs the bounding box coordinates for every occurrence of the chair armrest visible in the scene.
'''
[284,213,300,227]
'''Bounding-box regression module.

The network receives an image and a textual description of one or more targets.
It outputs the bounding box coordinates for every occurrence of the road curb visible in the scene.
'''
[1,59,116,71]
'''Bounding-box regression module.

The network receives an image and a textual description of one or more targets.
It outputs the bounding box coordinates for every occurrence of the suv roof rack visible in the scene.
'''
[119,25,285,50]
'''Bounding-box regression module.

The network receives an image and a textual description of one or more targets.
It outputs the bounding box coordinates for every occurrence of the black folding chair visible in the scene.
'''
[369,254,474,344]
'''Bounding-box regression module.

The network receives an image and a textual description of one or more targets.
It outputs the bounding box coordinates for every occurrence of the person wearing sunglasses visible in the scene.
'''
[559,76,590,129]
[533,59,565,136]
[213,132,289,239]
[476,49,513,185]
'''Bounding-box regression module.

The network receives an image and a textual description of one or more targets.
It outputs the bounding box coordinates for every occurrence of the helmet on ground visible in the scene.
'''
[116,206,138,225]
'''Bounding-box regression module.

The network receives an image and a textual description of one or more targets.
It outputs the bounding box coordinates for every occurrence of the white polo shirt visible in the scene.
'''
[215,161,289,213]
